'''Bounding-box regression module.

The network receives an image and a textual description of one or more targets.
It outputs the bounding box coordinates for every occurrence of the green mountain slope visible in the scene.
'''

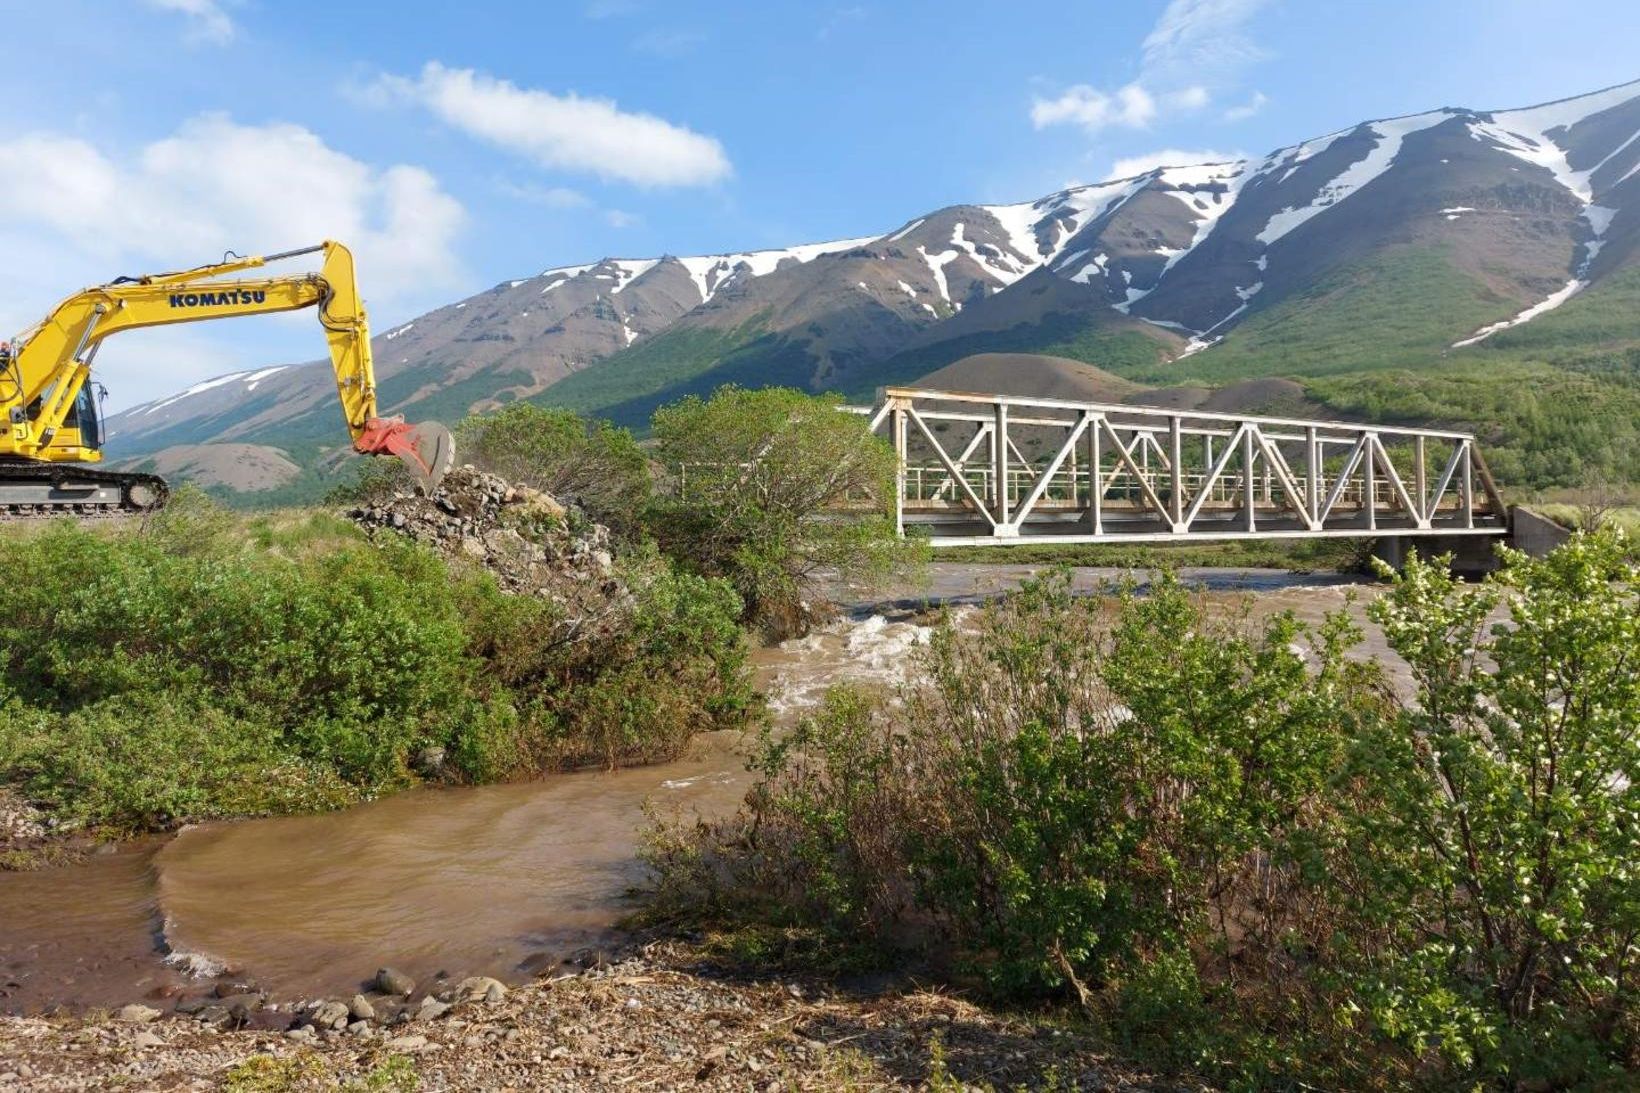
[1145,246,1515,384]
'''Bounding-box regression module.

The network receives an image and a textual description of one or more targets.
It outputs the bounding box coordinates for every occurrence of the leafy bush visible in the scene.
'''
[1335,534,1640,1083]
[647,535,1639,1088]
[0,500,751,831]
[648,385,920,636]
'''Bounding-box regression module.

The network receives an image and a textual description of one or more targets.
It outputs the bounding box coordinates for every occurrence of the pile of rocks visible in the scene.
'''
[158,965,510,1047]
[281,967,508,1050]
[349,467,619,597]
[348,468,639,655]
[0,788,45,847]
[0,943,1168,1090]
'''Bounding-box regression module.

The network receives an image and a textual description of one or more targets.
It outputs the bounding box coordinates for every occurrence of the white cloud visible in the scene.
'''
[1142,0,1272,77]
[1031,0,1271,136]
[373,62,731,188]
[144,0,236,45]
[1031,83,1157,133]
[604,209,641,229]
[0,116,468,407]
[500,182,593,209]
[1104,148,1241,180]
[1224,90,1269,121]
[1165,86,1211,111]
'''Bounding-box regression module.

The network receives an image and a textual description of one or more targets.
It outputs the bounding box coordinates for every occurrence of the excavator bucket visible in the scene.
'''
[355,417,456,495]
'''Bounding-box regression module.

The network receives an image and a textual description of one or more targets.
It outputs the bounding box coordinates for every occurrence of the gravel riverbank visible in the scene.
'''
[0,942,1182,1091]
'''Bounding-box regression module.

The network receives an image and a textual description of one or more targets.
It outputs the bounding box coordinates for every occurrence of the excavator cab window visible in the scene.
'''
[67,384,101,451]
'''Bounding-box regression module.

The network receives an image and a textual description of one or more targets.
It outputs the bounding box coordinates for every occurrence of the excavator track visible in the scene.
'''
[0,461,169,521]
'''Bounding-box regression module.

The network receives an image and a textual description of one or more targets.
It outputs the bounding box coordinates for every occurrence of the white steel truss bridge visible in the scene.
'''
[856,387,1509,547]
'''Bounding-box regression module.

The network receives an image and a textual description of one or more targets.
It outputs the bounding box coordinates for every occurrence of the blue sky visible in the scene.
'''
[3,0,1638,408]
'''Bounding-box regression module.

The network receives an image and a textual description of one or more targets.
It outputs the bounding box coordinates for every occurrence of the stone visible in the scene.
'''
[385,1034,429,1053]
[310,1000,350,1030]
[375,967,416,996]
[213,981,255,998]
[414,996,450,1022]
[117,1003,162,1024]
[452,976,508,1004]
[195,1005,232,1029]
[133,1031,163,1049]
[348,994,376,1021]
[284,1027,316,1042]
[411,747,446,776]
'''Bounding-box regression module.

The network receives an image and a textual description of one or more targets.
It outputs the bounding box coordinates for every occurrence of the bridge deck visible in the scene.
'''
[859,387,1508,547]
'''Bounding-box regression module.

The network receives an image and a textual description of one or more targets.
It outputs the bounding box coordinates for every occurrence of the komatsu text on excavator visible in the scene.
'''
[0,240,454,516]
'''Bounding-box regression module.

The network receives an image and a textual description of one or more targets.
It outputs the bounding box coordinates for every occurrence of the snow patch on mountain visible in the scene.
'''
[949,221,1030,285]
[1153,162,1251,277]
[1476,81,1640,201]
[979,200,1048,264]
[1258,112,1455,244]
[918,245,961,305]
[675,235,880,305]
[1453,278,1586,347]
[609,259,661,292]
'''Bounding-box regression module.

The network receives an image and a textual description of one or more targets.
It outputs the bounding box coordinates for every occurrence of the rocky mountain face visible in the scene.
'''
[107,78,1640,482]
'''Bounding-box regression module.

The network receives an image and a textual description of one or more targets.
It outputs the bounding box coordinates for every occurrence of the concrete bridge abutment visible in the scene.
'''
[1372,506,1571,578]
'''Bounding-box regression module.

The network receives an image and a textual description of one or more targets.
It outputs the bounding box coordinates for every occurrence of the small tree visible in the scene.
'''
[1347,533,1640,1080]
[457,403,651,539]
[649,385,913,636]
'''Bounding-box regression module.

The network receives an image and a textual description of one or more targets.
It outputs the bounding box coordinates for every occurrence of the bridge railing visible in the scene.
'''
[859,387,1508,545]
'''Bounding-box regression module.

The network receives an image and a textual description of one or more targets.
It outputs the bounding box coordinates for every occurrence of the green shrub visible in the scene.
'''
[647,385,920,636]
[2,692,360,830]
[647,534,1640,1088]
[0,508,751,829]
[1336,534,1640,1083]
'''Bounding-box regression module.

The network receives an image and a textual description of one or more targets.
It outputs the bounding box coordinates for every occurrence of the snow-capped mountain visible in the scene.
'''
[108,77,1640,461]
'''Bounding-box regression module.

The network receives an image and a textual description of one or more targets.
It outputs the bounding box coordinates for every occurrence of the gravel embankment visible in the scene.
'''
[0,943,1184,1091]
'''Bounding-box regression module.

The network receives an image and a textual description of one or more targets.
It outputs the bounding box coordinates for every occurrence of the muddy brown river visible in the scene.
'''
[0,565,1392,1014]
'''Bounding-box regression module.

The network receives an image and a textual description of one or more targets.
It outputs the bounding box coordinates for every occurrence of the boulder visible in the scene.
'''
[375,967,416,996]
[309,1000,350,1030]
[414,996,450,1022]
[348,994,377,1022]
[116,1004,162,1024]
[452,976,508,1004]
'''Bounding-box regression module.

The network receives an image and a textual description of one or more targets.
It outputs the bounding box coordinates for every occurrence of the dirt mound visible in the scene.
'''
[916,353,1147,403]
[120,443,302,492]
[348,467,627,617]
[1127,377,1321,417]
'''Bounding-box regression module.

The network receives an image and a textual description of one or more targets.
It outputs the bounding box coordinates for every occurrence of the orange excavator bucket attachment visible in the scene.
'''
[355,417,456,495]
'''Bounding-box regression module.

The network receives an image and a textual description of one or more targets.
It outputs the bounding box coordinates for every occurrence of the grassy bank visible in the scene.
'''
[0,497,753,837]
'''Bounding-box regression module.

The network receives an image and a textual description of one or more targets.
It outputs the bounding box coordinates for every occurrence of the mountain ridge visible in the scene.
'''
[104,76,1640,494]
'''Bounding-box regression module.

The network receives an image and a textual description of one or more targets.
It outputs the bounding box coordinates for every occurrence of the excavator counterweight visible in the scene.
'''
[0,240,453,517]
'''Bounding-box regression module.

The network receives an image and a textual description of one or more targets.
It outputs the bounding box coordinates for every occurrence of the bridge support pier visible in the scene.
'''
[1373,507,1570,577]
[1372,534,1501,578]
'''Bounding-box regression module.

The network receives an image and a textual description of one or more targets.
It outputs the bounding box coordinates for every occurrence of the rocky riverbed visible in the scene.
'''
[0,941,1178,1091]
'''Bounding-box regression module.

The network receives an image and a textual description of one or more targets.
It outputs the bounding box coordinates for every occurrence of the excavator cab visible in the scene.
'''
[65,384,102,452]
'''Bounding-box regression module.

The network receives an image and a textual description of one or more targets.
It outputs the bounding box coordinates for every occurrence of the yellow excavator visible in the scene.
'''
[0,240,454,516]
